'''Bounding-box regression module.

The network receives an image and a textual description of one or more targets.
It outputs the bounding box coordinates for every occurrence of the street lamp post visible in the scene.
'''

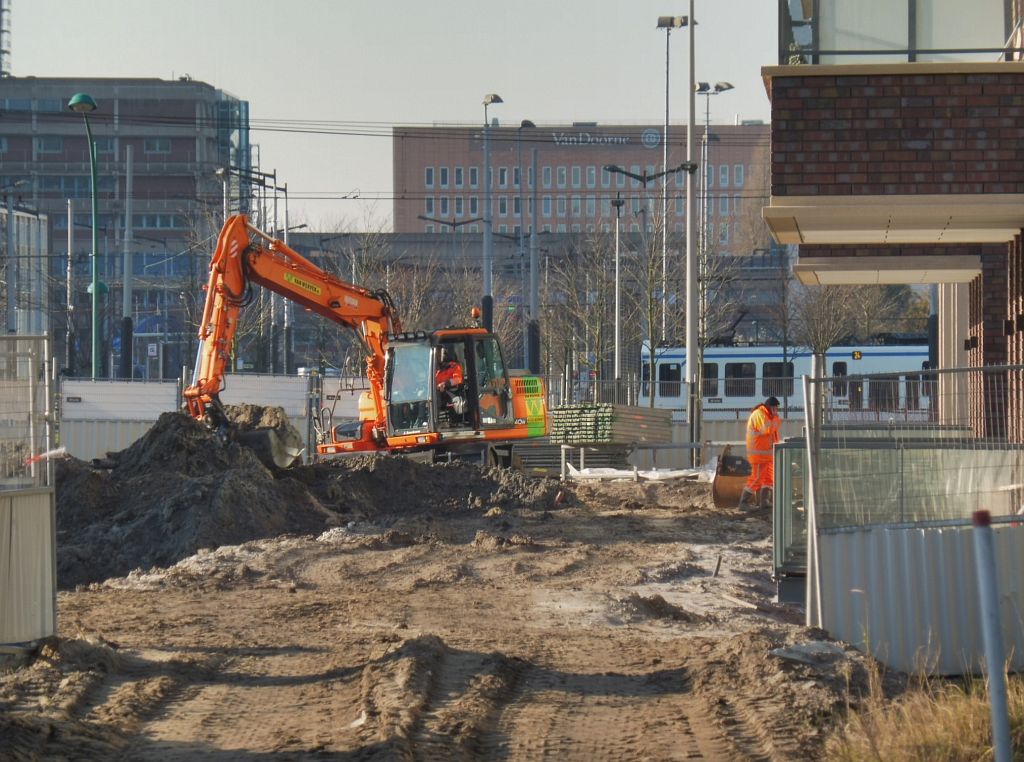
[417,215,483,264]
[68,92,101,379]
[611,193,625,386]
[603,162,696,346]
[684,0,699,461]
[482,93,503,332]
[657,15,689,343]
[696,81,735,255]
[516,119,536,367]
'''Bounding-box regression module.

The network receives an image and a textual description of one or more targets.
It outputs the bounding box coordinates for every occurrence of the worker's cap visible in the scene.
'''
[765,396,780,408]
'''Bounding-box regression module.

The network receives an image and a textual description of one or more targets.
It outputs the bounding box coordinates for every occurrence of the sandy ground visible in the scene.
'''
[1,413,882,760]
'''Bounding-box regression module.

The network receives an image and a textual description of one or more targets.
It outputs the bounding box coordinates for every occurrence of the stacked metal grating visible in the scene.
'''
[548,403,673,445]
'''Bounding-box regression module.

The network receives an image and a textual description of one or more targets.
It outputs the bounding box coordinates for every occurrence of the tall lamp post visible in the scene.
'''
[684,0,699,461]
[695,81,734,255]
[603,162,696,345]
[516,119,536,367]
[482,93,503,332]
[611,193,625,387]
[68,92,101,379]
[418,215,483,263]
[657,15,689,343]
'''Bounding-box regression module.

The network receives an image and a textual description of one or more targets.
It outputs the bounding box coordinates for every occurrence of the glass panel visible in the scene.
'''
[763,361,794,398]
[725,362,755,397]
[658,362,682,398]
[473,336,511,426]
[702,362,719,396]
[388,344,432,433]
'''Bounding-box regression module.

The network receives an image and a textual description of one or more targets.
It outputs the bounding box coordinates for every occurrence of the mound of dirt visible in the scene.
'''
[55,409,562,589]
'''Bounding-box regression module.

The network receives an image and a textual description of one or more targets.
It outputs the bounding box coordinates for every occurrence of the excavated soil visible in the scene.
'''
[1,408,899,760]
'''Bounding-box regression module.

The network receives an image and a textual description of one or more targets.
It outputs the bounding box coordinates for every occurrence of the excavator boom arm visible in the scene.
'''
[184,215,400,429]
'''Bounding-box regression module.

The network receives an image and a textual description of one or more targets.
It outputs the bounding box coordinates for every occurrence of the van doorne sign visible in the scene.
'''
[550,131,631,147]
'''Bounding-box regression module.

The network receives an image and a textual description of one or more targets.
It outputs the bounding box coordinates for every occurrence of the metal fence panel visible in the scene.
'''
[818,522,1024,675]
[0,489,56,644]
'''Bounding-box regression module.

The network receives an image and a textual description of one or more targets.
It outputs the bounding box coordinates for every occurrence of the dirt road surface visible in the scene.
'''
[2,413,878,760]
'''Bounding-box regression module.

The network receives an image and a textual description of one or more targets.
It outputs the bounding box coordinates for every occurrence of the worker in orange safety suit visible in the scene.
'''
[435,347,466,424]
[739,396,781,510]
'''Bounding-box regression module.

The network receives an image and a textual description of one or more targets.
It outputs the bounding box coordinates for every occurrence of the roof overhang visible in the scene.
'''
[764,194,1024,246]
[793,256,982,286]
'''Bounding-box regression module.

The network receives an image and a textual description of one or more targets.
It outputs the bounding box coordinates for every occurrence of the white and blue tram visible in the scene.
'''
[638,343,933,420]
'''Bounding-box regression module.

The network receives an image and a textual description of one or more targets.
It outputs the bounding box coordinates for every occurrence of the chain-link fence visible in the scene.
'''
[802,364,1024,530]
[0,335,55,489]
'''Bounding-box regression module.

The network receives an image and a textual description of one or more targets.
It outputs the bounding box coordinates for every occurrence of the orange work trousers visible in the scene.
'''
[745,459,774,492]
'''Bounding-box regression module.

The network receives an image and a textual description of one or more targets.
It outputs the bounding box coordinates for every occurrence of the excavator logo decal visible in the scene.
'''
[283,272,322,296]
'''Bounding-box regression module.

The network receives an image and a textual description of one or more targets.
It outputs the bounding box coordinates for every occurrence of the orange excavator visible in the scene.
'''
[183,215,548,467]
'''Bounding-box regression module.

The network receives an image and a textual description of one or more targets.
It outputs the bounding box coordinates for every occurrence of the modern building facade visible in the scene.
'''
[765,0,1024,440]
[393,122,770,259]
[0,76,249,376]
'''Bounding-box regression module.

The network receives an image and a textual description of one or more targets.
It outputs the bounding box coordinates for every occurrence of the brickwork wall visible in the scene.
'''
[771,71,1024,197]
[1010,234,1024,443]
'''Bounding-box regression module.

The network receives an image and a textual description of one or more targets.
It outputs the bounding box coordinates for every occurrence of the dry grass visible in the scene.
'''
[827,667,1024,761]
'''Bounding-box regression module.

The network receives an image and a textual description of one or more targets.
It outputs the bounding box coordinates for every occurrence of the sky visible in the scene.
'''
[12,0,778,229]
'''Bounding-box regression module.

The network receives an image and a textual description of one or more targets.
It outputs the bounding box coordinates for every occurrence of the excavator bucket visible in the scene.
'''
[711,444,751,509]
[236,428,304,469]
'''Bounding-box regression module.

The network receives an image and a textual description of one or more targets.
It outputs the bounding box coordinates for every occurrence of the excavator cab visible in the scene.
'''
[383,331,514,439]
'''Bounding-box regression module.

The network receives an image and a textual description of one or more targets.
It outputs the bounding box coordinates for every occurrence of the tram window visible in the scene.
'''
[659,362,682,398]
[724,362,756,397]
[921,362,936,398]
[905,373,920,410]
[702,362,719,396]
[849,377,864,409]
[868,374,899,411]
[832,362,848,396]
[762,362,794,398]
[641,362,650,398]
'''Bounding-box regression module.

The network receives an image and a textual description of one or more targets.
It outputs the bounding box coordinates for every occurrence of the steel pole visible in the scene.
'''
[83,114,100,380]
[483,112,494,331]
[685,0,699,459]
[662,26,670,342]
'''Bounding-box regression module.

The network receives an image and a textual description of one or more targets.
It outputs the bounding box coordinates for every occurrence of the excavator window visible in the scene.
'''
[472,336,511,427]
[387,343,432,432]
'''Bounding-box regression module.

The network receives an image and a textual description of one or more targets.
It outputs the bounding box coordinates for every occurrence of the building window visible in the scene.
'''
[36,136,63,154]
[454,166,464,188]
[469,197,479,215]
[719,195,729,216]
[586,196,596,217]
[527,166,534,188]
[572,166,581,187]
[498,167,508,188]
[499,197,508,216]
[455,197,464,216]
[601,198,611,217]
[719,164,729,187]
[94,137,115,154]
[733,194,742,215]
[571,196,581,216]
[513,167,521,188]
[439,167,449,188]
[557,166,567,188]
[469,166,478,188]
[425,197,435,215]
[734,164,745,186]
[675,195,684,215]
[601,167,611,187]
[424,224,435,233]
[719,222,729,244]
[557,197,567,217]
[674,168,686,186]
[440,197,449,216]
[513,196,521,216]
[543,196,552,217]
[706,164,714,189]
[543,166,552,188]
[586,166,596,187]
[144,138,171,154]
[0,138,7,153]
[630,165,642,188]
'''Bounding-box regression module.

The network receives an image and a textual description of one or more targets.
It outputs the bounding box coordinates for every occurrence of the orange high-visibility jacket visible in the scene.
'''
[436,361,464,390]
[745,404,780,464]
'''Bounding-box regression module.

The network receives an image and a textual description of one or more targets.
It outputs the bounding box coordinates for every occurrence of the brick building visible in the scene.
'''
[765,0,1024,439]
[392,122,770,258]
